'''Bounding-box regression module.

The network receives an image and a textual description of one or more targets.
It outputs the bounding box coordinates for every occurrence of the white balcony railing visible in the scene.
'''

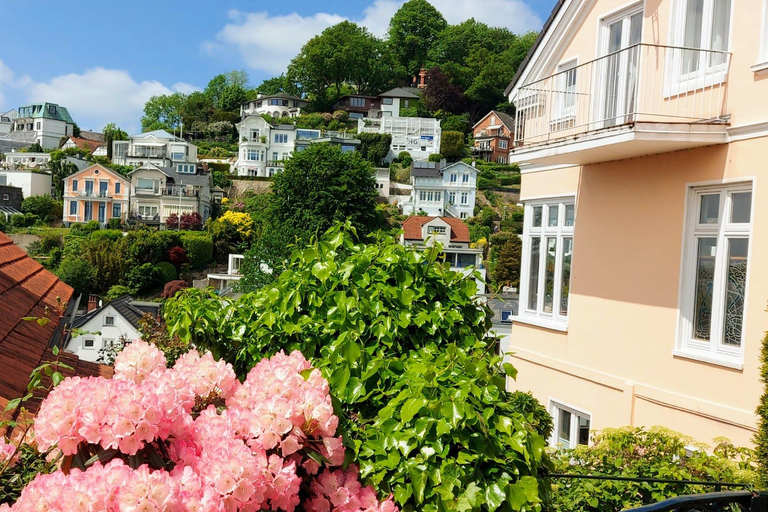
[513,44,731,148]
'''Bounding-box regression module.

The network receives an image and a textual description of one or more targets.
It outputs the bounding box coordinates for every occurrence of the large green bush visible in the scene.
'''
[125,262,161,296]
[550,427,757,512]
[21,195,61,224]
[164,223,552,512]
[155,261,178,284]
[56,257,96,297]
[181,232,214,270]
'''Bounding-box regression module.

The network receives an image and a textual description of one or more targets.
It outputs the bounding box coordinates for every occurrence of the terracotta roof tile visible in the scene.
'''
[0,231,113,431]
[402,216,471,243]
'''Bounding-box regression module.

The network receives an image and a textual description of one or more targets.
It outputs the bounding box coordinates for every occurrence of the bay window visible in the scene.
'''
[676,183,752,367]
[520,198,575,329]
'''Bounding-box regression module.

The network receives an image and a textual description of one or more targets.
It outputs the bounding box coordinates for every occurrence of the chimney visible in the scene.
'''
[87,294,99,312]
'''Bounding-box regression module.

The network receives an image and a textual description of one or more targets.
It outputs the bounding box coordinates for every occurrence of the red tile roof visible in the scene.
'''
[66,136,102,153]
[402,216,471,243]
[0,232,112,430]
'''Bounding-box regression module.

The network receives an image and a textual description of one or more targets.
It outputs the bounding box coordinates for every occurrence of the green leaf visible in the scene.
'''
[401,398,424,424]
[52,346,59,356]
[409,464,429,503]
[485,482,506,512]
[312,261,333,282]
[502,363,517,379]
[3,397,21,413]
[51,372,64,387]
[457,482,482,512]
[441,401,463,427]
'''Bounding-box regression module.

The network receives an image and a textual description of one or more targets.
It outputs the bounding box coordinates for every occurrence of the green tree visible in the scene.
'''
[140,92,186,132]
[56,257,96,297]
[490,239,521,289]
[358,133,392,165]
[755,328,768,484]
[288,21,396,110]
[440,130,466,160]
[102,123,128,160]
[26,142,44,153]
[178,92,215,131]
[388,0,447,75]
[21,196,61,223]
[254,74,302,97]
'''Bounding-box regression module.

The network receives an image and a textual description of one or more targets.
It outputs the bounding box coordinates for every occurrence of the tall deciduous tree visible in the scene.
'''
[422,67,466,114]
[140,93,186,132]
[388,0,447,76]
[288,21,396,111]
[102,123,128,160]
[254,74,302,97]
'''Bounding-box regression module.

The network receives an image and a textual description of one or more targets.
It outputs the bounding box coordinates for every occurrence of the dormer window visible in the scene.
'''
[427,225,447,235]
[48,105,56,115]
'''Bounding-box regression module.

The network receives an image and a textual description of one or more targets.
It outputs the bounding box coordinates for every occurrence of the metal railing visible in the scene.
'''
[513,43,731,148]
[627,491,765,511]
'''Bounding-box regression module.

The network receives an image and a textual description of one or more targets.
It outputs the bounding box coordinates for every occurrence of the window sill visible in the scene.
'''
[511,314,568,332]
[671,349,743,371]
[751,62,768,75]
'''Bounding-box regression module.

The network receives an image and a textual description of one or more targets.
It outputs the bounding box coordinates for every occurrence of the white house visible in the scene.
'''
[66,295,159,363]
[3,152,52,170]
[0,169,52,198]
[401,216,486,294]
[234,116,297,177]
[112,130,198,169]
[241,94,308,119]
[1,103,76,149]
[358,116,441,162]
[403,161,478,219]
[374,168,390,198]
[0,109,17,136]
[377,88,421,117]
[128,162,212,225]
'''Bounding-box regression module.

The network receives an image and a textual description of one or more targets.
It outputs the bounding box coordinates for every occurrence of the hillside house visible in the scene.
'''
[472,110,515,164]
[241,94,308,119]
[401,216,486,294]
[0,103,75,149]
[62,164,129,225]
[128,162,212,225]
[404,161,478,219]
[112,130,198,169]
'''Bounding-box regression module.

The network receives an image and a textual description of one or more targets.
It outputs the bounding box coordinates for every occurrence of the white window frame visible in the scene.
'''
[83,339,95,349]
[674,180,754,369]
[666,0,733,96]
[754,0,768,73]
[517,196,575,331]
[549,399,592,449]
[104,316,115,326]
[552,59,578,123]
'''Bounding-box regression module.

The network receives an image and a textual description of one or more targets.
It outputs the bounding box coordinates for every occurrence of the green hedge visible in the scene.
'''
[181,232,214,270]
[90,229,124,243]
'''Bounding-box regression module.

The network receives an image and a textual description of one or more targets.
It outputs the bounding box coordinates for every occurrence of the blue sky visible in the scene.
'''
[0,0,557,134]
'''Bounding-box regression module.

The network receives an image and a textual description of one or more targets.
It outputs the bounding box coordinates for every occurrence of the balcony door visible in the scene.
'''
[98,202,106,223]
[84,202,93,221]
[600,8,642,127]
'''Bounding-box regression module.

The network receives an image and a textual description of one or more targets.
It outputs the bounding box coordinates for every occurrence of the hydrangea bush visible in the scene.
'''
[1,341,397,512]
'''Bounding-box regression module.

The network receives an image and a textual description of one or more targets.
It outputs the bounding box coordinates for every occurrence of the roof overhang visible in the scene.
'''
[508,122,729,166]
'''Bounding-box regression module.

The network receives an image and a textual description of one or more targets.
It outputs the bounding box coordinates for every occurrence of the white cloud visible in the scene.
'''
[207,1,543,74]
[23,68,198,133]
[210,10,346,75]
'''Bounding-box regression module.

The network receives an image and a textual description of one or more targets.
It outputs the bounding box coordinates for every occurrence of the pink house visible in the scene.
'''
[62,164,129,225]
[505,0,766,448]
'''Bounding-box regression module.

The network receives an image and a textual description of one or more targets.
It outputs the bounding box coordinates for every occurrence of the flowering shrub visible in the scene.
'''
[218,210,254,238]
[4,341,396,512]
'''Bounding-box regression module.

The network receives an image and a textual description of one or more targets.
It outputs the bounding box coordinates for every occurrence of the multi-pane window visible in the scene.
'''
[69,201,77,216]
[112,204,121,218]
[521,199,575,325]
[462,174,469,183]
[349,97,366,108]
[498,139,508,150]
[274,134,288,144]
[678,0,731,74]
[555,60,577,121]
[428,225,446,235]
[550,402,590,449]
[678,183,752,365]
[115,182,121,194]
[72,179,78,192]
[460,192,468,205]
[449,192,456,204]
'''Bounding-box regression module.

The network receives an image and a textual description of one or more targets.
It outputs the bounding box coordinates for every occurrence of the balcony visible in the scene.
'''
[78,191,113,199]
[510,44,731,166]
[164,186,198,198]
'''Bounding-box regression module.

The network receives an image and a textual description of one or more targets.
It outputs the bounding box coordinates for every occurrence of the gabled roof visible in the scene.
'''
[472,110,516,131]
[504,0,568,97]
[0,232,112,427]
[73,295,147,331]
[66,163,129,183]
[130,129,183,141]
[79,130,105,143]
[64,136,102,153]
[378,87,421,99]
[442,161,479,174]
[402,216,471,243]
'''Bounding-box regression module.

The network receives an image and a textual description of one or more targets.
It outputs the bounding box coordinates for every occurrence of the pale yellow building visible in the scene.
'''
[505,0,767,448]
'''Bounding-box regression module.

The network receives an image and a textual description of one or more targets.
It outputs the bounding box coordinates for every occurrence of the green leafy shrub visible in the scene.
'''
[21,195,61,224]
[509,391,553,440]
[104,285,132,302]
[164,223,552,512]
[358,133,392,165]
[56,257,96,297]
[755,328,768,484]
[427,153,443,162]
[89,229,123,243]
[440,130,466,160]
[124,229,165,265]
[0,442,59,505]
[79,237,132,294]
[125,262,161,296]
[398,151,413,167]
[551,427,758,512]
[106,218,122,230]
[69,220,100,236]
[155,261,178,284]
[180,232,213,270]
